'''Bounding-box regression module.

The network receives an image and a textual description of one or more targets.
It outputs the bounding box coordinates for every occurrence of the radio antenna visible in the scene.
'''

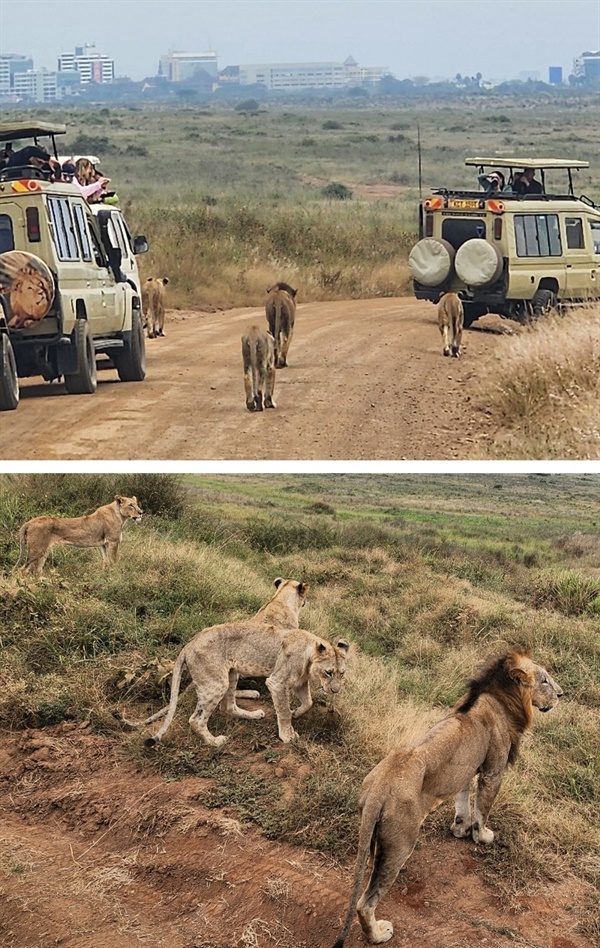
[417,124,423,202]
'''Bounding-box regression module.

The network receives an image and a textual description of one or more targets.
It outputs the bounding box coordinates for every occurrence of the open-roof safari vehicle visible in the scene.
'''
[409,157,600,326]
[0,122,148,411]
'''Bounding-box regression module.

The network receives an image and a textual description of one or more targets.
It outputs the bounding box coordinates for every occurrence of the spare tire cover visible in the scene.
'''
[454,240,503,288]
[409,238,455,287]
[0,250,55,329]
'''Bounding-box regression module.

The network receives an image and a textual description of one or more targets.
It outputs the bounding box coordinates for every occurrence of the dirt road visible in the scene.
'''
[1,299,509,461]
[0,725,589,948]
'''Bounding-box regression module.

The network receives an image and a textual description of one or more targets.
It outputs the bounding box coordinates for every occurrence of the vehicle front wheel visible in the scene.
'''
[113,309,146,382]
[65,319,97,394]
[531,288,558,319]
[0,334,19,411]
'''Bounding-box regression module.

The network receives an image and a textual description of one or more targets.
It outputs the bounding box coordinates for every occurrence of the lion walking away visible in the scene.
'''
[142,277,169,338]
[15,495,143,577]
[265,282,297,368]
[437,292,464,357]
[241,324,276,411]
[332,650,562,946]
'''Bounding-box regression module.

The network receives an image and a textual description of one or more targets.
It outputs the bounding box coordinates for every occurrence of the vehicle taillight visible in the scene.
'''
[425,213,434,237]
[26,207,41,243]
[493,217,503,240]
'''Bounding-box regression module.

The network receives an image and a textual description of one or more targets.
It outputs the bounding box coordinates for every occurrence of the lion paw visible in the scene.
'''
[248,709,265,720]
[443,347,451,357]
[451,818,472,839]
[279,728,299,743]
[212,735,228,749]
[472,823,494,844]
[371,920,394,944]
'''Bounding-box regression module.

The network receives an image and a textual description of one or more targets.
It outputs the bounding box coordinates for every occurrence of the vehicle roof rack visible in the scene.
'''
[0,122,67,143]
[465,156,589,170]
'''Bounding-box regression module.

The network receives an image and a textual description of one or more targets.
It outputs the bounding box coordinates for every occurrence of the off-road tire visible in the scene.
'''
[113,309,146,382]
[462,302,488,329]
[531,288,558,318]
[65,319,97,394]
[0,334,19,411]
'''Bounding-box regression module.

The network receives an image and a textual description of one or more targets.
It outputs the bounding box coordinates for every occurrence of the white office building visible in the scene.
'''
[12,69,58,102]
[58,45,114,84]
[159,50,219,82]
[238,56,391,91]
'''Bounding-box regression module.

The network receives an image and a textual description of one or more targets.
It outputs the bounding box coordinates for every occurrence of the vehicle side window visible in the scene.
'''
[114,215,133,255]
[71,202,93,262]
[105,215,128,256]
[0,214,14,253]
[88,221,108,269]
[515,214,561,257]
[590,221,600,255]
[47,196,80,261]
[565,217,585,250]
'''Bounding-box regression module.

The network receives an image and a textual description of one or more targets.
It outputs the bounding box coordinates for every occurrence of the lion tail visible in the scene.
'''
[332,792,383,948]
[12,523,29,573]
[143,647,188,747]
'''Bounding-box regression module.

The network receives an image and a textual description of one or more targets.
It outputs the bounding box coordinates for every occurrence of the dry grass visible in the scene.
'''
[473,305,600,459]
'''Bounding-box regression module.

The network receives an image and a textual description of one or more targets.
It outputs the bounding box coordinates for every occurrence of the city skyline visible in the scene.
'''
[0,0,598,84]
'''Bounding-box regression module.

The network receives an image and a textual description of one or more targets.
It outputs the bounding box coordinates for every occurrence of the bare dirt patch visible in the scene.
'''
[0,299,516,461]
[0,725,589,948]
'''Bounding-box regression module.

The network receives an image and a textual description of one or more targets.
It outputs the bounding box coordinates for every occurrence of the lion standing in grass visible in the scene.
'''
[265,282,297,368]
[241,324,277,411]
[15,495,143,577]
[333,650,562,946]
[437,292,464,358]
[142,277,169,338]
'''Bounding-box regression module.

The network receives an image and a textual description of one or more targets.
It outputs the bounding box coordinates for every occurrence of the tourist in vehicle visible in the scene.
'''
[512,168,543,195]
[478,169,505,193]
[5,144,61,180]
[74,157,111,202]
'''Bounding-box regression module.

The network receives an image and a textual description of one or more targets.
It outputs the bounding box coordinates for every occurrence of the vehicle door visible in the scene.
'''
[582,218,600,299]
[563,215,597,299]
[112,212,141,292]
[84,210,124,332]
[508,212,565,298]
[46,194,106,335]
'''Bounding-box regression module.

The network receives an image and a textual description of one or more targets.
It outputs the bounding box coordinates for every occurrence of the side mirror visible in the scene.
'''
[133,235,149,255]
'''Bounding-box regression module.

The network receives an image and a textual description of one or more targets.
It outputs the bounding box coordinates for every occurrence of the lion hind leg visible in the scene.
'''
[222,670,265,721]
[263,349,276,410]
[451,783,473,838]
[22,543,50,577]
[472,771,502,844]
[439,317,451,357]
[187,671,231,747]
[357,821,419,945]
[451,309,463,358]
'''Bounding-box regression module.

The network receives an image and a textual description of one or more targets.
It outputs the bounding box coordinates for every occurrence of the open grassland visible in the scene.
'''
[11,95,600,307]
[1,473,598,939]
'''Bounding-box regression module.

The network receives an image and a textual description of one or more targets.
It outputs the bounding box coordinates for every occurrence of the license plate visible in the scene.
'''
[448,199,481,209]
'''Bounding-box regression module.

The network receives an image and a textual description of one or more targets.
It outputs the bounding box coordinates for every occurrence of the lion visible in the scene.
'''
[241,324,276,411]
[333,650,562,947]
[437,292,464,358]
[265,282,297,368]
[141,277,169,338]
[136,625,348,748]
[15,495,143,577]
[0,250,55,329]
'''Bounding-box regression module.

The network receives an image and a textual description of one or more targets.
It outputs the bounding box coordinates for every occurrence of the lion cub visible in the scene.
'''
[265,282,297,368]
[437,292,464,358]
[241,324,276,411]
[142,277,169,338]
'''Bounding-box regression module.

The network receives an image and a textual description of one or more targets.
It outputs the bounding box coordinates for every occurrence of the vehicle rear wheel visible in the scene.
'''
[462,302,488,329]
[531,288,558,318]
[64,319,97,394]
[113,309,146,382]
[0,334,19,411]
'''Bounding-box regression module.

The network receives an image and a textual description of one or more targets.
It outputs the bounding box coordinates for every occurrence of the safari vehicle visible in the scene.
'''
[409,157,600,326]
[0,122,148,411]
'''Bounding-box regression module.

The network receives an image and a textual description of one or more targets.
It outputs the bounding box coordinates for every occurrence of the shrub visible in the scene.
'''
[322,182,353,200]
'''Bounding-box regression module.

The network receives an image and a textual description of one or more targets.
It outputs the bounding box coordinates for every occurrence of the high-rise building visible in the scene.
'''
[159,50,218,82]
[58,44,114,84]
[12,69,58,102]
[548,66,563,85]
[0,53,34,95]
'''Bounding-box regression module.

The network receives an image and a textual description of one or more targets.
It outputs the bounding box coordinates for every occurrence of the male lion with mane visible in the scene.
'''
[333,650,562,946]
[15,495,143,577]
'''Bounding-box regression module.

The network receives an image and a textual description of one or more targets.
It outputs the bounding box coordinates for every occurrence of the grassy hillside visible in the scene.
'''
[0,473,598,939]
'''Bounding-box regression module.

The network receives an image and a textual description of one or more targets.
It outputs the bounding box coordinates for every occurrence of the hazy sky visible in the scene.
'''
[1,0,599,82]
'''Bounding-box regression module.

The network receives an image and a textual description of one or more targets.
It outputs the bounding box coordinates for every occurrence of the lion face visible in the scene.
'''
[312,639,349,695]
[115,495,143,522]
[530,662,563,712]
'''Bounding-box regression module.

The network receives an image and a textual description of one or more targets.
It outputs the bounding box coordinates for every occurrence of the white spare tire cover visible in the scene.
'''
[409,238,455,287]
[454,240,503,288]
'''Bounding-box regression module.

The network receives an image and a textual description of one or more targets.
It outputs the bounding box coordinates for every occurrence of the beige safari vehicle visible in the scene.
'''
[409,157,600,326]
[0,122,148,411]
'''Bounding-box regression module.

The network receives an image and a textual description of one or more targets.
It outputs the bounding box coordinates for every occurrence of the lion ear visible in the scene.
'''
[336,639,350,654]
[298,582,309,595]
[506,656,534,687]
[162,278,169,286]
[274,577,285,589]
[115,495,124,505]
[316,642,328,655]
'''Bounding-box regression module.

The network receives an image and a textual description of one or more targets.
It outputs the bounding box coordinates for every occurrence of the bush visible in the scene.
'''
[322,182,353,201]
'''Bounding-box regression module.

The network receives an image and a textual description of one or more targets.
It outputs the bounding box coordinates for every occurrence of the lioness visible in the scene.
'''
[265,282,297,368]
[141,277,169,338]
[437,291,464,358]
[138,624,348,747]
[15,495,143,577]
[241,324,276,411]
[333,650,562,946]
